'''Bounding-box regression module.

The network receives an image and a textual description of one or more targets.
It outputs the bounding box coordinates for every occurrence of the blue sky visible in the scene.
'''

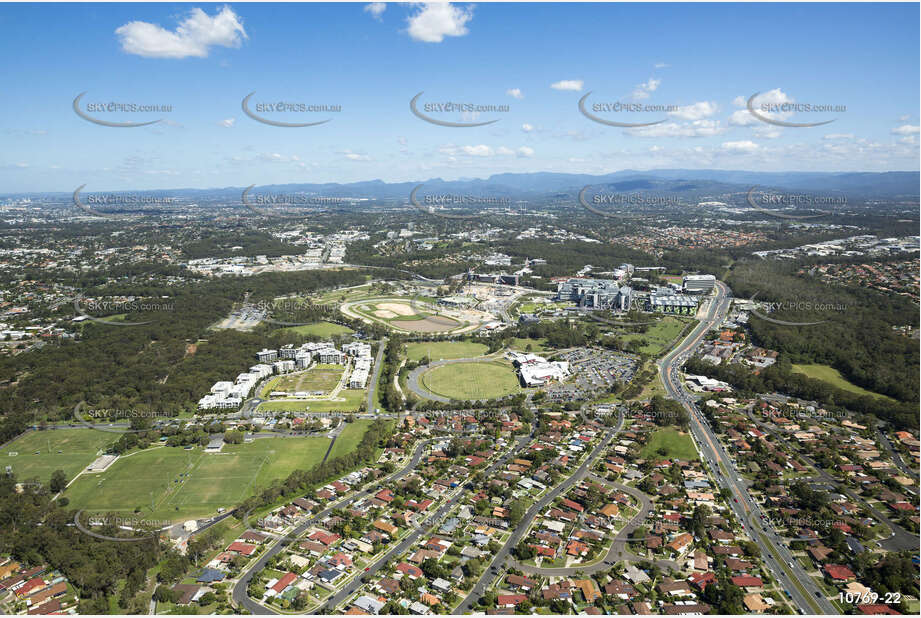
[0,2,918,191]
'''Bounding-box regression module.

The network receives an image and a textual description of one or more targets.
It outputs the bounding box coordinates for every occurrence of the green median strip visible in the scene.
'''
[757,530,824,615]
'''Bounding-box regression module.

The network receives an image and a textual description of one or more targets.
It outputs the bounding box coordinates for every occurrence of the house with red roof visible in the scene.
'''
[561,498,584,512]
[396,562,423,579]
[823,564,856,582]
[858,604,901,615]
[497,594,528,608]
[309,530,340,546]
[688,572,716,591]
[271,572,297,594]
[731,576,763,590]
[226,542,257,556]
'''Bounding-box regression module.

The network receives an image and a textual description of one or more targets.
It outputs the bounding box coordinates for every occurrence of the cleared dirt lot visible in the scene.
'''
[376,302,416,316]
[391,316,460,332]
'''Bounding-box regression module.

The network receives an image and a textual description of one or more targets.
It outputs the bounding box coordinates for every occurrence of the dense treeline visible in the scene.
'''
[684,356,918,429]
[726,260,919,403]
[0,475,162,613]
[0,268,370,440]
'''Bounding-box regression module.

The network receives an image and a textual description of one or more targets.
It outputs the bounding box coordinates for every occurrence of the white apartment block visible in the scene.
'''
[257,348,278,362]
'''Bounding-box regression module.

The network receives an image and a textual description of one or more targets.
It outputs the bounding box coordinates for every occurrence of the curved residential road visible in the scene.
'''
[582,473,680,571]
[658,281,836,616]
[453,413,623,614]
[232,435,445,614]
[316,429,536,615]
[507,472,679,577]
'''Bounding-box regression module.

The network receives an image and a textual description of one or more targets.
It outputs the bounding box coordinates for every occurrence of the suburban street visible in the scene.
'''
[231,435,445,614]
[454,412,623,613]
[318,430,536,614]
[658,281,837,615]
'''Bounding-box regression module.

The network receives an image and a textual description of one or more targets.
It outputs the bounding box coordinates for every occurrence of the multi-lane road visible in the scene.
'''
[659,281,837,615]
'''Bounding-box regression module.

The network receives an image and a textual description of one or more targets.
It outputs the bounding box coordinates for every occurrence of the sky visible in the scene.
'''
[0,2,919,192]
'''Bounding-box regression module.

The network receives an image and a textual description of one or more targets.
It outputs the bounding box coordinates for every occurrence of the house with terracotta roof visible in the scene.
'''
[731,575,763,590]
[688,571,716,591]
[823,564,856,582]
[497,594,528,608]
[573,578,600,603]
[226,541,257,556]
[666,532,693,555]
[270,572,297,595]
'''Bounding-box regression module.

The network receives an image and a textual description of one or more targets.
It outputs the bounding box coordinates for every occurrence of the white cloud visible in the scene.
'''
[732,95,747,108]
[461,145,493,157]
[721,140,759,153]
[628,119,725,138]
[506,88,523,99]
[517,146,534,157]
[654,62,669,69]
[550,80,583,91]
[823,133,854,140]
[521,123,534,133]
[115,6,247,59]
[649,145,663,152]
[495,146,515,156]
[406,3,473,43]
[898,114,911,122]
[753,126,781,139]
[364,3,386,21]
[343,150,371,161]
[668,101,717,121]
[898,135,918,146]
[891,124,920,136]
[219,118,235,128]
[632,77,661,100]
[728,109,758,127]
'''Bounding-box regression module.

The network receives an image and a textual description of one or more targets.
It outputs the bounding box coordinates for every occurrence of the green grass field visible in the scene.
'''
[421,360,522,400]
[262,364,344,397]
[258,388,366,413]
[279,321,354,337]
[509,337,549,354]
[791,364,896,402]
[620,317,692,356]
[640,427,698,460]
[3,429,115,485]
[328,419,373,460]
[405,341,489,362]
[65,436,334,521]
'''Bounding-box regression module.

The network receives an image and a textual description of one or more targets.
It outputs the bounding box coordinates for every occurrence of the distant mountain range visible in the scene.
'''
[15,170,920,202]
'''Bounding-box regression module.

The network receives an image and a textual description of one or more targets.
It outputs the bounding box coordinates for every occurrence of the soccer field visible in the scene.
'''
[421,360,522,400]
[3,429,115,486]
[64,436,333,521]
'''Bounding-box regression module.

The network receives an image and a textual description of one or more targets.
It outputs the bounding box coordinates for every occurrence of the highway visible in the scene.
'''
[658,281,837,615]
